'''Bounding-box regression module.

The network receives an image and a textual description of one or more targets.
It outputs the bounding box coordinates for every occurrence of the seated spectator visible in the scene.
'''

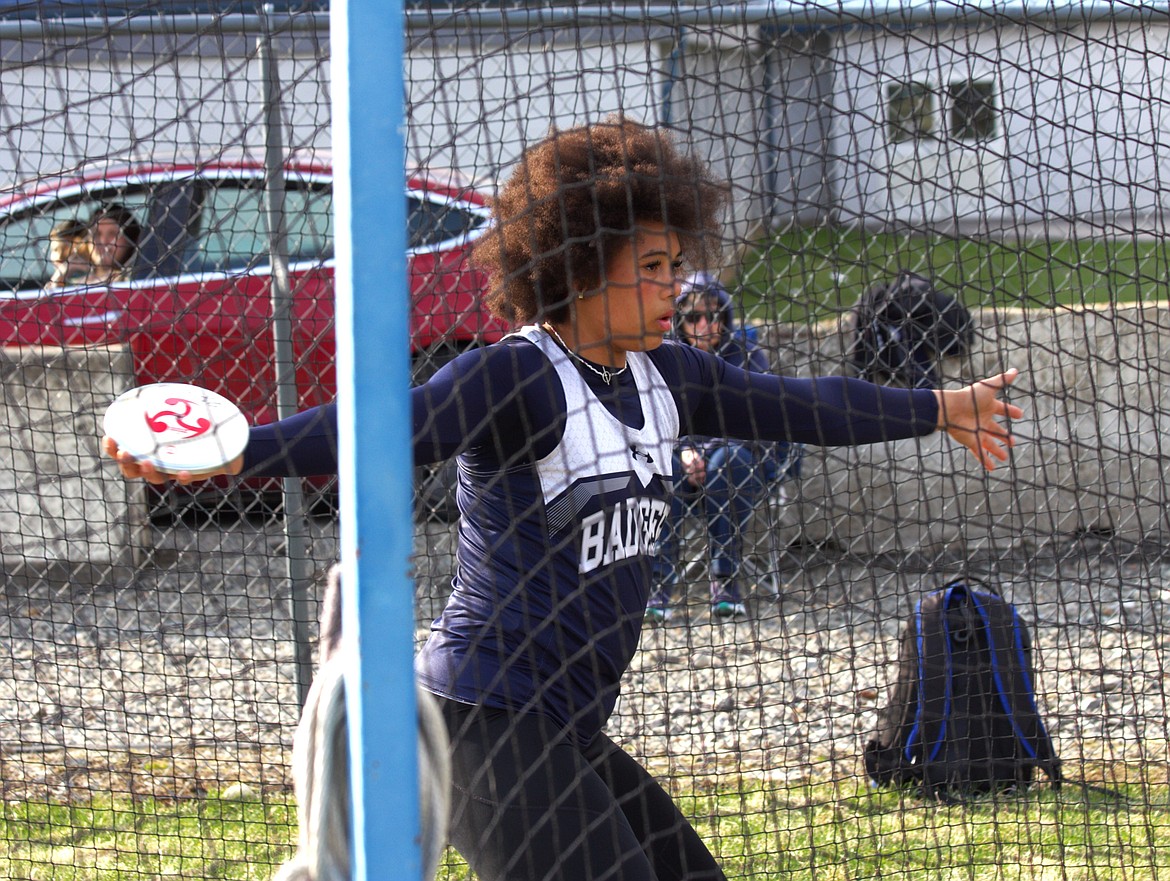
[86,203,142,284]
[647,275,792,622]
[46,219,93,287]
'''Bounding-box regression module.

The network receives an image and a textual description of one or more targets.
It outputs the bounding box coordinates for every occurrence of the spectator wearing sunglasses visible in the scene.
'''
[647,274,782,621]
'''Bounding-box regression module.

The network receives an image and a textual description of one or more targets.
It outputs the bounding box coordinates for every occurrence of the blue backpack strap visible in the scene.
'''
[968,589,1062,784]
[903,587,957,767]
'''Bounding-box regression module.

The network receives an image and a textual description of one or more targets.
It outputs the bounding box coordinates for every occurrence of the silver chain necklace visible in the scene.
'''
[542,323,628,384]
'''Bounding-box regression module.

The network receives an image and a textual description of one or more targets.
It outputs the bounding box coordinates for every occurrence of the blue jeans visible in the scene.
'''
[650,442,767,591]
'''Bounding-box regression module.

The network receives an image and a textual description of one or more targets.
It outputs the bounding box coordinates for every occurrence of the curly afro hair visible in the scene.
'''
[474,117,727,325]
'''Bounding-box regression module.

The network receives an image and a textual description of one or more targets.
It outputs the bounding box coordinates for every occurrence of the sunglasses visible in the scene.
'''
[681,310,720,324]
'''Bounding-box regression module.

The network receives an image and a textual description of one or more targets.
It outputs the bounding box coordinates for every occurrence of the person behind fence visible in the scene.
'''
[86,203,141,284]
[646,275,793,622]
[104,117,1024,881]
[45,218,93,287]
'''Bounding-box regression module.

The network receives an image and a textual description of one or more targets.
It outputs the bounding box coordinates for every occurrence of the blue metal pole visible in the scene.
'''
[330,1,420,880]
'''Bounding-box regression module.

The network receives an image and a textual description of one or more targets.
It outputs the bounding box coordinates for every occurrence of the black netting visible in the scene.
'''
[2,3,1169,879]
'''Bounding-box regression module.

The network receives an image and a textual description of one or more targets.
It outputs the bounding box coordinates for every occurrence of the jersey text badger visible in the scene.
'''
[579,496,670,573]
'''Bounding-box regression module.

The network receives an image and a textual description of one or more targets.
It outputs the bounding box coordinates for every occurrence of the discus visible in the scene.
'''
[103,382,248,476]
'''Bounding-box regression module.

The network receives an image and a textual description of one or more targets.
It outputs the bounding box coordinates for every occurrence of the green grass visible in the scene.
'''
[0,794,296,880]
[6,781,1169,881]
[735,227,1170,323]
[686,780,1170,881]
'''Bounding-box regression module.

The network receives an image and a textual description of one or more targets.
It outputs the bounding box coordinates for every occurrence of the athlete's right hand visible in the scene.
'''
[101,436,244,485]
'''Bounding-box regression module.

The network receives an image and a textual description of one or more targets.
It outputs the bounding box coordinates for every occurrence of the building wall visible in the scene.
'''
[2,18,1168,235]
[831,20,1170,230]
[0,25,669,190]
[0,32,332,185]
[405,26,665,186]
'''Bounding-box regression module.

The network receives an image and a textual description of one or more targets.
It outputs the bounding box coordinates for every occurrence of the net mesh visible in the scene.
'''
[1,3,1168,879]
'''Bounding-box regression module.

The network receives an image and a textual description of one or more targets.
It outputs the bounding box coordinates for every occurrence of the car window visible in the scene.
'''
[407,194,487,250]
[0,188,150,293]
[284,184,333,263]
[186,179,333,274]
[187,181,266,273]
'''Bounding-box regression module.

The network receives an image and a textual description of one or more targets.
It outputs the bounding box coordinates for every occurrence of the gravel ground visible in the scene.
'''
[1,509,1167,801]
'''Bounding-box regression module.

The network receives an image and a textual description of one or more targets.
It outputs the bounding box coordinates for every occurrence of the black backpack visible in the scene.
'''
[848,271,974,389]
[864,580,1062,801]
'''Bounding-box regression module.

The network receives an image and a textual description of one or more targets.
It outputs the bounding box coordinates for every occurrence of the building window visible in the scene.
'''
[887,82,935,143]
[949,79,997,141]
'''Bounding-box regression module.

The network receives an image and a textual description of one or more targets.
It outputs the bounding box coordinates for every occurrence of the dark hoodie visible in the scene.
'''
[672,278,769,374]
[672,278,796,481]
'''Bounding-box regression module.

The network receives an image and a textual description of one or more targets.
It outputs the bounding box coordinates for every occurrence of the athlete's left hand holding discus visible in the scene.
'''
[101,382,250,484]
[101,436,244,485]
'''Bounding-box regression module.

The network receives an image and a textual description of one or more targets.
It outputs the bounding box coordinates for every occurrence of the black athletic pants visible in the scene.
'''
[439,697,726,881]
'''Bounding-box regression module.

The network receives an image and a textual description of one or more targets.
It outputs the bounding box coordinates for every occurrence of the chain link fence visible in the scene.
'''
[3,2,1170,878]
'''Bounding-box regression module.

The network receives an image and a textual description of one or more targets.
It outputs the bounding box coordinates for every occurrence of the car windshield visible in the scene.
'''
[186,179,334,273]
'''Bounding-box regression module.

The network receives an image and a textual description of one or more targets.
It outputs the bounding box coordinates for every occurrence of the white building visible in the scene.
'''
[2,3,1168,238]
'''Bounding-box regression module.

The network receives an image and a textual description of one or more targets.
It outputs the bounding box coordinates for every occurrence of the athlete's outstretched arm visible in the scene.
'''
[106,342,555,482]
[662,344,1021,471]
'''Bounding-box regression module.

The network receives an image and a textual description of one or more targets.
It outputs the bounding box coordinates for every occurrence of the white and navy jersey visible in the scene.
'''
[243,334,941,746]
[514,326,677,574]
[415,327,680,742]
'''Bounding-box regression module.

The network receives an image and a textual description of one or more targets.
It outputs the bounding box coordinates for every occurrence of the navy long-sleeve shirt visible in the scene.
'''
[243,336,938,745]
[245,337,937,477]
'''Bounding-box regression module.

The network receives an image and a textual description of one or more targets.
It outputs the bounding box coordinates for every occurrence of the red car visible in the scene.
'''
[0,153,508,431]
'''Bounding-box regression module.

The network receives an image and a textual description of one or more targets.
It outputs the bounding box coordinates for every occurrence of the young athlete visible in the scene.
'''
[106,118,1023,881]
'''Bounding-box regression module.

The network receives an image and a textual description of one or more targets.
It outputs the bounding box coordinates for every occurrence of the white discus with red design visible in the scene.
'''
[103,383,249,475]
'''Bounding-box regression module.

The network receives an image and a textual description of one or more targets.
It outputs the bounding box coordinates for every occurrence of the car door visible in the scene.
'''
[135,171,336,428]
[407,187,497,356]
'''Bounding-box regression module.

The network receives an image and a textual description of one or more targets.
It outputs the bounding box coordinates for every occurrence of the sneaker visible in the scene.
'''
[710,579,747,620]
[645,587,674,623]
